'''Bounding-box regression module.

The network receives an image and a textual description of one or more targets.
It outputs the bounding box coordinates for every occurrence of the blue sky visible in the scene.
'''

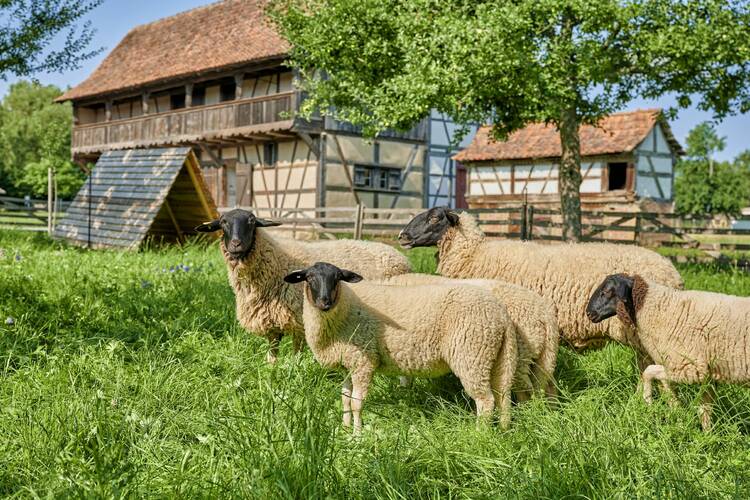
[1,0,747,161]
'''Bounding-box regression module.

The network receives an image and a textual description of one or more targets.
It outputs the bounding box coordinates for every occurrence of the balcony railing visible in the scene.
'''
[72,92,295,154]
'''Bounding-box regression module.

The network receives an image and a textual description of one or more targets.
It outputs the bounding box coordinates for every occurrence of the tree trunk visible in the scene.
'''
[558,107,582,241]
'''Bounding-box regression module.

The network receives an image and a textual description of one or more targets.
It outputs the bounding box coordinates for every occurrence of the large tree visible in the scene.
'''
[270,0,750,240]
[0,81,84,199]
[0,0,102,79]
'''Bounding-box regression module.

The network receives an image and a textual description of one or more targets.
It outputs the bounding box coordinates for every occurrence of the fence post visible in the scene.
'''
[520,201,528,241]
[354,203,364,240]
[526,205,534,241]
[634,213,641,245]
[47,167,53,236]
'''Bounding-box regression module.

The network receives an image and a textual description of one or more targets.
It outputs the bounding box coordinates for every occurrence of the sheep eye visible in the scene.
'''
[429,217,439,224]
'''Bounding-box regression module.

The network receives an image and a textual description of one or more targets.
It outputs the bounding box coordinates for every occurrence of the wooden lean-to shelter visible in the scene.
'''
[54,148,217,248]
[454,109,684,212]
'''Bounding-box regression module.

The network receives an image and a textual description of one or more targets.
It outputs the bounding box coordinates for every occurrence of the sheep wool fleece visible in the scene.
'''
[383,273,558,397]
[223,229,411,344]
[303,282,518,425]
[437,212,684,348]
[631,276,750,384]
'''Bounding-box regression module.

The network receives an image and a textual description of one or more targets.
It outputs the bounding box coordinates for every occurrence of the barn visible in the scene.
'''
[454,109,684,211]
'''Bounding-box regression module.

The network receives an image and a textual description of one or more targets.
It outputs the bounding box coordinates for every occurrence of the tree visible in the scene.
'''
[0,0,102,79]
[0,81,84,199]
[674,122,750,217]
[270,0,750,240]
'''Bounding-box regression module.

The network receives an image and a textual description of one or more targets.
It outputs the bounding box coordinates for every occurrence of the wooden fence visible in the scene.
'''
[0,196,70,233]
[224,205,750,252]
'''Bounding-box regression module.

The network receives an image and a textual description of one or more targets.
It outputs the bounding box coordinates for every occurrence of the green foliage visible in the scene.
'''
[0,232,750,496]
[674,122,750,216]
[0,81,85,199]
[0,0,102,78]
[270,0,750,136]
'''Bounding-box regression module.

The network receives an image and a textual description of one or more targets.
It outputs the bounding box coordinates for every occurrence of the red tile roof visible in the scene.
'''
[59,0,289,102]
[454,109,683,163]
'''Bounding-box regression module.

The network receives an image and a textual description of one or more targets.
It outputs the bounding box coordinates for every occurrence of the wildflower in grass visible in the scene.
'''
[141,279,152,289]
[5,317,14,326]
[14,253,22,262]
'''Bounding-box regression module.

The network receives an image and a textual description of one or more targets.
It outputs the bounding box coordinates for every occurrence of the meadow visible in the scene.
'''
[1,230,749,498]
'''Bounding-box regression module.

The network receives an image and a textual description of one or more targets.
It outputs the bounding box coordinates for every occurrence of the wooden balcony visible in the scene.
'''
[72,92,296,156]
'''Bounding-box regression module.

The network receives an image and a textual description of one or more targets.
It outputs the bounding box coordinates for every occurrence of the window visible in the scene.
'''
[353,165,402,192]
[263,143,278,166]
[607,162,628,190]
[220,82,236,102]
[192,87,206,106]
[170,93,186,110]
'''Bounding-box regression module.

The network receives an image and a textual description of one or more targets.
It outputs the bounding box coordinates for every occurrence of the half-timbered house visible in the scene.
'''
[454,109,684,211]
[59,0,460,212]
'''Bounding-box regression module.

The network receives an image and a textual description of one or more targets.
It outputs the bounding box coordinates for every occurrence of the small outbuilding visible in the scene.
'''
[454,109,684,211]
[54,147,218,249]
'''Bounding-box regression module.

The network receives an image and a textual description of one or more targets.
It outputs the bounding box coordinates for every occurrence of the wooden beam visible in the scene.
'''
[185,83,194,108]
[184,153,215,220]
[235,73,244,100]
[105,101,113,122]
[142,92,150,115]
[197,143,222,168]
[297,132,320,159]
[163,199,184,243]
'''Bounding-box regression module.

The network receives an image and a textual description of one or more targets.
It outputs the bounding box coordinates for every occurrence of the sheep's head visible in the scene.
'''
[398,206,460,249]
[195,209,281,262]
[586,274,637,327]
[284,262,363,311]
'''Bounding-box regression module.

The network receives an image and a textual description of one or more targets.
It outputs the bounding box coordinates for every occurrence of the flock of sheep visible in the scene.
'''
[196,206,749,433]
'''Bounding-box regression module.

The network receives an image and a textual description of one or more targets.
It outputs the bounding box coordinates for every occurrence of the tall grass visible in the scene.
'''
[1,230,749,497]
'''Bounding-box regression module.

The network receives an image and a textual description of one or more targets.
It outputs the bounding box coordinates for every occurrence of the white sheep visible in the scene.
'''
[587,273,750,431]
[383,273,559,400]
[284,262,518,432]
[398,208,683,361]
[196,209,411,363]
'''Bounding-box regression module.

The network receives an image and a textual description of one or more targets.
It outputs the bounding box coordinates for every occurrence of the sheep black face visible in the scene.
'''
[195,209,281,261]
[586,274,636,326]
[284,262,363,311]
[398,206,460,249]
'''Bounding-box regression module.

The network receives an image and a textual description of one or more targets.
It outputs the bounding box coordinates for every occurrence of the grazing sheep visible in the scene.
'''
[587,273,750,431]
[384,273,559,400]
[398,207,683,354]
[196,209,411,363]
[284,262,518,432]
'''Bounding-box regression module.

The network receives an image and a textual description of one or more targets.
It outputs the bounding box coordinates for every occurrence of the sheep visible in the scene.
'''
[398,207,683,376]
[196,209,411,363]
[383,273,559,400]
[283,262,518,433]
[587,273,750,431]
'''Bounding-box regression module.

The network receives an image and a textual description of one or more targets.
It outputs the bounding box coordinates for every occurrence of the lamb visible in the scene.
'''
[383,273,559,400]
[196,209,411,363]
[587,273,750,431]
[398,207,683,354]
[283,262,518,432]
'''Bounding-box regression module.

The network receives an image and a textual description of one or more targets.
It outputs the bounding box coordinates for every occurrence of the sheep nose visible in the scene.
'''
[229,238,242,248]
[317,299,333,311]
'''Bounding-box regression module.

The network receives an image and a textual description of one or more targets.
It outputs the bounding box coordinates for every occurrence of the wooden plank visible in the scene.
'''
[331,134,361,205]
[163,200,184,243]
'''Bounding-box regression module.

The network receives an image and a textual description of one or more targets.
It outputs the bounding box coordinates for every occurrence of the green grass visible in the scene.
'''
[1,230,750,497]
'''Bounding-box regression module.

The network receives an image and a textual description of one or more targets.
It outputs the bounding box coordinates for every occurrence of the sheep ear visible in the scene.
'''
[195,219,221,232]
[339,269,363,283]
[283,270,307,283]
[614,275,637,328]
[255,218,282,228]
[446,210,460,226]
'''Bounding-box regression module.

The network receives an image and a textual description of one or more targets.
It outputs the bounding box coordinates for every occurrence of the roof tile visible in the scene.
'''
[59,0,288,102]
[455,109,683,162]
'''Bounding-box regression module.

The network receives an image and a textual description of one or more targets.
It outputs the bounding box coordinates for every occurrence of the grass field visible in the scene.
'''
[1,231,750,497]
